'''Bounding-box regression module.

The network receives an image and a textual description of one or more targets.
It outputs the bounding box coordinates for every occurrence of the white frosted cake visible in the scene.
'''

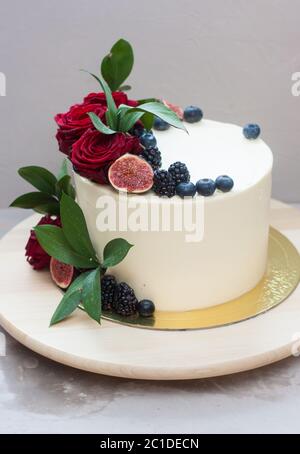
[75,119,273,312]
[10,40,275,326]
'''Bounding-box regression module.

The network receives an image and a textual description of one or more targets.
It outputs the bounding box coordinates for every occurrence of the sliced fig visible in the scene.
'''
[162,100,184,120]
[50,257,74,289]
[108,154,154,193]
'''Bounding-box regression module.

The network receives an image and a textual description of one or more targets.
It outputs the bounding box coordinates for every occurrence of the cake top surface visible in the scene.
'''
[76,118,273,196]
[156,119,273,192]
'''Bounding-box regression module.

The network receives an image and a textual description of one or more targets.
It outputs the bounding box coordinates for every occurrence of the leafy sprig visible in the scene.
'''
[10,159,75,216]
[10,158,133,325]
[84,39,187,134]
[34,193,133,326]
[101,39,134,92]
[85,74,186,134]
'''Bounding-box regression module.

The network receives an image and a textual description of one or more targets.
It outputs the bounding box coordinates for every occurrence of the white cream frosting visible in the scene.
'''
[157,119,273,192]
[74,119,273,312]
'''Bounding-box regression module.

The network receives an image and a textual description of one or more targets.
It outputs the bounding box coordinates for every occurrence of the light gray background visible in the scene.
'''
[1,1,300,435]
[0,0,299,206]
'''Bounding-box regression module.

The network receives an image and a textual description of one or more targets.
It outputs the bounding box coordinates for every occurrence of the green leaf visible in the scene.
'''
[117,104,151,131]
[118,109,144,132]
[137,98,159,105]
[102,238,133,268]
[18,166,57,195]
[50,271,91,326]
[81,70,117,129]
[88,112,116,135]
[101,39,134,92]
[60,193,97,260]
[134,102,186,132]
[82,267,101,323]
[116,104,131,115]
[140,112,154,130]
[57,159,69,180]
[33,201,60,216]
[96,73,117,117]
[105,110,117,130]
[34,225,98,269]
[50,291,81,326]
[55,175,76,200]
[10,192,59,215]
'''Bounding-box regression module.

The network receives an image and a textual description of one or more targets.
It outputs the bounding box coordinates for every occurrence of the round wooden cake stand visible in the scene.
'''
[1,200,300,380]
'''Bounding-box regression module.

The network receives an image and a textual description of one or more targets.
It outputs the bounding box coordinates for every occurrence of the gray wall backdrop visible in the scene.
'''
[0,0,299,207]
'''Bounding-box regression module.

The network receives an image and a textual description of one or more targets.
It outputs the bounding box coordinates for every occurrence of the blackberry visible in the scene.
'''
[168,162,190,184]
[152,169,176,197]
[113,282,138,316]
[101,275,117,311]
[141,147,162,170]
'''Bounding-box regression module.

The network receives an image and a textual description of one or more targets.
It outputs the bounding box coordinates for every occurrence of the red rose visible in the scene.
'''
[83,91,138,108]
[55,103,106,155]
[71,129,142,184]
[55,92,138,155]
[25,215,61,270]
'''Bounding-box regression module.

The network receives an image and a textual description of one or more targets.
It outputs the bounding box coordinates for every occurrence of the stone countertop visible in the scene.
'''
[1,208,300,435]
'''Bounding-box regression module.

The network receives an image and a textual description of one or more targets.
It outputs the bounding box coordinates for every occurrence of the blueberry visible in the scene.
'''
[215,175,234,193]
[183,106,203,123]
[243,123,261,140]
[138,299,155,317]
[176,182,197,198]
[153,117,170,131]
[196,178,216,196]
[130,124,145,137]
[140,132,157,148]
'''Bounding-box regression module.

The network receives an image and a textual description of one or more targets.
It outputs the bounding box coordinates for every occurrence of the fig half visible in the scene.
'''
[50,257,74,289]
[108,154,154,193]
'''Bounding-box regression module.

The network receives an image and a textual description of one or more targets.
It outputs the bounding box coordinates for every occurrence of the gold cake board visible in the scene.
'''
[0,200,300,380]
[101,227,300,330]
